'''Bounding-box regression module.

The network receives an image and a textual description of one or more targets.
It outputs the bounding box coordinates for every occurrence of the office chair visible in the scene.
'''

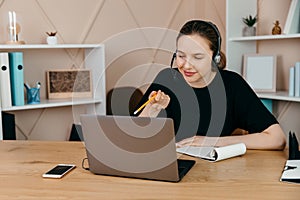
[69,86,143,141]
[106,86,143,116]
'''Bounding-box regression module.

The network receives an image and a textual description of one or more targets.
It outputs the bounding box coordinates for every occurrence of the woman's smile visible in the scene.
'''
[183,70,197,77]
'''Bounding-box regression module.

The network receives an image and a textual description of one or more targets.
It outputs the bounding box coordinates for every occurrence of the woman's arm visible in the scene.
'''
[176,124,286,150]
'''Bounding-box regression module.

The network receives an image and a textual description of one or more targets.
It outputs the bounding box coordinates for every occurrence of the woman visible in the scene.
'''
[135,20,286,150]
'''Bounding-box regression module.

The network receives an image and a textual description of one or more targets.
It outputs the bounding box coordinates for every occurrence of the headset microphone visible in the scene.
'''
[170,51,176,68]
[170,51,177,80]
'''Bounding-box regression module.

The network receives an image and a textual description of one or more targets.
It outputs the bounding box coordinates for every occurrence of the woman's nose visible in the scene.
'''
[183,58,192,69]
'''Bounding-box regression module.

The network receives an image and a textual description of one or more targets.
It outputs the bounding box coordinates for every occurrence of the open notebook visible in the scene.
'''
[280,132,300,184]
[176,143,247,162]
[280,160,300,183]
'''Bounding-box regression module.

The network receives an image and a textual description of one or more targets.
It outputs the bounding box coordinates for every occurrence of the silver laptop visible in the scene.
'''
[80,115,195,182]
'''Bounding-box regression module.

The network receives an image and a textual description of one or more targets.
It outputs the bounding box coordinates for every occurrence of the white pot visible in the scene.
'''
[242,26,256,36]
[47,36,57,45]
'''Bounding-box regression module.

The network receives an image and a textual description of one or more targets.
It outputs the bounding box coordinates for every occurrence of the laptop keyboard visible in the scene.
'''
[177,159,195,178]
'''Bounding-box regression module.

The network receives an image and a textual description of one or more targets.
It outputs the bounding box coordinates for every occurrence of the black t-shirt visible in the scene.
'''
[134,68,278,141]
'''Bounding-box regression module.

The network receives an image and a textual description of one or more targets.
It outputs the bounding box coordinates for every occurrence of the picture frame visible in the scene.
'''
[283,0,300,34]
[243,54,277,92]
[46,69,92,99]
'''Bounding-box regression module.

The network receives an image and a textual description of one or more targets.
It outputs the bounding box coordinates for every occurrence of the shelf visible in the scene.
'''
[229,33,300,41]
[0,44,103,49]
[0,42,106,140]
[257,91,300,102]
[2,98,102,111]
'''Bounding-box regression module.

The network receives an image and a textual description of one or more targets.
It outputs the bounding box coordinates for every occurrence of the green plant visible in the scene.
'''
[46,31,57,36]
[242,15,257,27]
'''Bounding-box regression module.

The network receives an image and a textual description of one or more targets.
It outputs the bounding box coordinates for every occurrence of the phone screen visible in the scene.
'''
[43,164,75,178]
[45,165,74,175]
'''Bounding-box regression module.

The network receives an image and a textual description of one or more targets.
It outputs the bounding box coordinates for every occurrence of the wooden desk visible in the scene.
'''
[0,141,298,200]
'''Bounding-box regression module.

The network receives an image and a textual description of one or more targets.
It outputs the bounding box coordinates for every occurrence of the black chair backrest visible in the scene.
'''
[106,87,143,116]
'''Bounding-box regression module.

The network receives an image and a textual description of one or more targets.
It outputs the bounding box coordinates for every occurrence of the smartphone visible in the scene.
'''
[42,164,76,179]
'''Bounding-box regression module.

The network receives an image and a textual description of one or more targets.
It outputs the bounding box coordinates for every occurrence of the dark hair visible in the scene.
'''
[176,20,226,70]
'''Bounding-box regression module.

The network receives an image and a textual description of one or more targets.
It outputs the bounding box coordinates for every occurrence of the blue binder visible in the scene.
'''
[9,52,24,106]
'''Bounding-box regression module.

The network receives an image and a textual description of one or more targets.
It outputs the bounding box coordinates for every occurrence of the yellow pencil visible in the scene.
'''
[133,93,157,115]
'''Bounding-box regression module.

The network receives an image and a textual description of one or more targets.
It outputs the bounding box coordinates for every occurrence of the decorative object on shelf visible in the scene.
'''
[6,11,25,44]
[46,31,58,45]
[272,20,282,35]
[24,82,41,104]
[242,14,257,36]
[46,69,92,99]
[243,54,277,92]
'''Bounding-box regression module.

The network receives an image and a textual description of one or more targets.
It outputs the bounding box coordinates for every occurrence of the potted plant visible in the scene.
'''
[242,15,257,36]
[46,31,57,45]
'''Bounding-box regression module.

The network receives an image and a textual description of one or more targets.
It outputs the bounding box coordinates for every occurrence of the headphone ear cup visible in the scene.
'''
[214,54,221,64]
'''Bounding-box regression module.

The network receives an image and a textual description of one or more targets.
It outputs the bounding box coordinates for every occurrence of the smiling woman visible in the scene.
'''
[176,34,216,88]
[135,19,286,150]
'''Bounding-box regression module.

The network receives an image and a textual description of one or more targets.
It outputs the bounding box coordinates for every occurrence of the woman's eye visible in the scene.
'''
[194,56,203,60]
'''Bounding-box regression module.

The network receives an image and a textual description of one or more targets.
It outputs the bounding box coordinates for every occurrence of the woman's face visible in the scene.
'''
[176,34,215,88]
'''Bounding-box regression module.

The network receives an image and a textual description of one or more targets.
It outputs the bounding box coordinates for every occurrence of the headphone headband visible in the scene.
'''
[205,21,221,64]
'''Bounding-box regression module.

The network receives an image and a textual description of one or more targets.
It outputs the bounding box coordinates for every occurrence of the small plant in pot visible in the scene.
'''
[46,31,57,45]
[242,15,257,36]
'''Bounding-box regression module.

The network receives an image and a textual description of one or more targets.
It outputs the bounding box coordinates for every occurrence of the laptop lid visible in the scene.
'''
[80,115,195,182]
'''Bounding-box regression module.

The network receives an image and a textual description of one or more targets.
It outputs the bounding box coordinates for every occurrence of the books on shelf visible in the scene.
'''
[289,62,300,97]
[289,66,295,96]
[283,0,300,34]
[8,52,25,106]
[176,143,247,162]
[0,52,25,109]
[0,53,12,108]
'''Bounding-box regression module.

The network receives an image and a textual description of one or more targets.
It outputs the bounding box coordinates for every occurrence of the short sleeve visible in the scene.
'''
[230,72,278,133]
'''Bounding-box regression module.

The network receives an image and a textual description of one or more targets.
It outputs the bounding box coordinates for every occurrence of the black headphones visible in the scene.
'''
[206,21,221,64]
[170,20,221,68]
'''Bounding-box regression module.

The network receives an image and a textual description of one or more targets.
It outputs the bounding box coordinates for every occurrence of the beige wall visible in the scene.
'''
[0,0,225,140]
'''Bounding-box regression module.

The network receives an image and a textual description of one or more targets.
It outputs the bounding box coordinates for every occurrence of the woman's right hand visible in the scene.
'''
[140,90,170,117]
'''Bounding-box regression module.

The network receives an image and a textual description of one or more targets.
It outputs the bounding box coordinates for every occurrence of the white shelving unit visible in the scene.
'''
[229,33,300,41]
[0,44,106,140]
[1,98,102,112]
[257,91,300,102]
[226,0,300,102]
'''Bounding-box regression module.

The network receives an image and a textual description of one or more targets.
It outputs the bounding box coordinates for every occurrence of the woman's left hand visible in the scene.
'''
[176,136,218,148]
[176,136,204,148]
